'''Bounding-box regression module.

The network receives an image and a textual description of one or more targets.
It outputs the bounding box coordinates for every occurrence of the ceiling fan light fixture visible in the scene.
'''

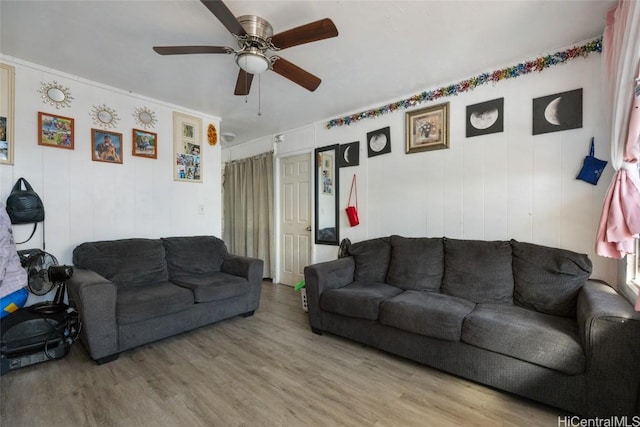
[236,49,270,75]
[221,132,236,143]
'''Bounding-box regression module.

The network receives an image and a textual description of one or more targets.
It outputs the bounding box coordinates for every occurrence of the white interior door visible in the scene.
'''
[279,153,311,286]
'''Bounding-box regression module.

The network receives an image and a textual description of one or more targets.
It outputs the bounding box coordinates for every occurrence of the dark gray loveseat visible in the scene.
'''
[304,236,640,417]
[67,236,263,364]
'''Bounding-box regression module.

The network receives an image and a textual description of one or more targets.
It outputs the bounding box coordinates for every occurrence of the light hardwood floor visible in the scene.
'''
[1,282,563,426]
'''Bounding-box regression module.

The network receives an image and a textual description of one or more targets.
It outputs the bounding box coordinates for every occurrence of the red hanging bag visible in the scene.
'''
[345,175,359,227]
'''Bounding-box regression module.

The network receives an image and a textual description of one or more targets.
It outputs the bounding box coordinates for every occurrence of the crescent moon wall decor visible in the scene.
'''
[532,88,582,135]
[339,141,359,167]
[466,97,504,138]
[544,97,563,125]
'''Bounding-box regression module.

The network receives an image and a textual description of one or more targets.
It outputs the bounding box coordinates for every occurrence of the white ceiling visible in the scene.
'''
[0,0,615,147]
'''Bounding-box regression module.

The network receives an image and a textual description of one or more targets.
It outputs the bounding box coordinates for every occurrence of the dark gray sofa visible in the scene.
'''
[67,235,263,364]
[304,235,640,417]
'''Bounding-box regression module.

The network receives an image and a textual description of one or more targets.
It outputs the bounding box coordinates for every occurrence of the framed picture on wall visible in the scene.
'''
[91,129,123,164]
[0,63,15,164]
[466,98,504,138]
[406,102,449,153]
[532,88,583,135]
[38,112,74,149]
[173,111,202,182]
[367,126,391,158]
[339,141,360,167]
[132,128,157,159]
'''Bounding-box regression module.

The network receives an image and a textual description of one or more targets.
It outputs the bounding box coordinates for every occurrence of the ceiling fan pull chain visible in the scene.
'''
[258,73,262,116]
[243,56,249,104]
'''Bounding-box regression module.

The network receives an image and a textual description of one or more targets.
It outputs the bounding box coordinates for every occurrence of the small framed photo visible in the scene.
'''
[406,102,449,153]
[92,129,123,164]
[132,128,157,159]
[1,63,15,164]
[173,111,202,182]
[38,112,74,150]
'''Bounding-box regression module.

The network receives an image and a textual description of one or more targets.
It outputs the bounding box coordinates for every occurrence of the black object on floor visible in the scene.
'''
[0,302,80,375]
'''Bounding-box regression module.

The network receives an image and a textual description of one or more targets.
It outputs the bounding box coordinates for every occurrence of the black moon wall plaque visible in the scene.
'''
[532,88,583,135]
[367,126,391,158]
[466,97,504,138]
[339,141,360,167]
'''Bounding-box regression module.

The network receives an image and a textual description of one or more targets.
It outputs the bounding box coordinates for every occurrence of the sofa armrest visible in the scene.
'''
[303,257,355,332]
[66,268,119,361]
[576,280,640,416]
[221,254,264,311]
[221,254,263,280]
[577,280,640,350]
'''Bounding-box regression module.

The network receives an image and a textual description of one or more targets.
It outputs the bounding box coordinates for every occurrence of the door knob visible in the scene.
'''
[306,226,312,231]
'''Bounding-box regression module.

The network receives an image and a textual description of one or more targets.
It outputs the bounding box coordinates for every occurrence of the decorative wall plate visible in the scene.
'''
[90,104,119,129]
[38,81,73,109]
[207,123,218,146]
[133,106,157,129]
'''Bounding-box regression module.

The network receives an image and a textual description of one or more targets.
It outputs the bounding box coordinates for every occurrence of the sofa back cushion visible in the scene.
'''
[348,237,391,282]
[511,240,592,317]
[73,238,168,287]
[386,235,443,291]
[162,235,228,277]
[442,238,514,303]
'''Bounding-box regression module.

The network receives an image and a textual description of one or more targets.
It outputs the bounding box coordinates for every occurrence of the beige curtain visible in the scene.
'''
[223,151,274,278]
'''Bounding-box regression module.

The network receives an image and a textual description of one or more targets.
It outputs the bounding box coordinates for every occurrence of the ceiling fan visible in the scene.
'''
[153,0,339,96]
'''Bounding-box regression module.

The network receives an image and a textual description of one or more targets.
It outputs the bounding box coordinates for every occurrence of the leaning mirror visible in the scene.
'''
[315,144,340,245]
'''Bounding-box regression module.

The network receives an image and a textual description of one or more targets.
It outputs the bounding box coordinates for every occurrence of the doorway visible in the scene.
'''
[279,153,312,286]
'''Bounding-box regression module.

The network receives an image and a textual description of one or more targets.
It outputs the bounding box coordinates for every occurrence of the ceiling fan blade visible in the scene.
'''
[234,70,254,96]
[200,0,246,36]
[153,46,232,55]
[271,57,321,92]
[270,18,338,50]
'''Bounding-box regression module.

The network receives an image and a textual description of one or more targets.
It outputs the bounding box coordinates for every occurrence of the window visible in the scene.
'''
[621,239,639,305]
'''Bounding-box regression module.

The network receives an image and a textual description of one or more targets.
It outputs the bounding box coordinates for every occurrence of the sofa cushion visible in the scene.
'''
[348,237,391,283]
[171,272,250,303]
[162,236,228,278]
[442,238,514,304]
[380,291,476,341]
[320,281,403,320]
[117,281,194,324]
[511,240,592,318]
[461,303,586,375]
[386,236,443,291]
[73,238,168,287]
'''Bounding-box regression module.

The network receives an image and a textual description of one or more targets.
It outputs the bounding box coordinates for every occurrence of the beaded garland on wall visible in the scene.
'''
[326,37,602,129]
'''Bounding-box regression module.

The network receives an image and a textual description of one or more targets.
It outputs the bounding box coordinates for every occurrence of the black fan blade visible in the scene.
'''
[153,46,232,55]
[272,57,321,92]
[234,70,254,96]
[271,18,338,50]
[201,0,246,36]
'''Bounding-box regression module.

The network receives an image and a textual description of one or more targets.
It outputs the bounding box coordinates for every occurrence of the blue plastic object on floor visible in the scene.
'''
[0,287,28,318]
